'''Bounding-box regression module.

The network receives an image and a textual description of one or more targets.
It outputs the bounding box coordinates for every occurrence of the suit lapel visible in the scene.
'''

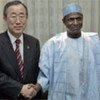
[1,32,22,79]
[23,34,32,80]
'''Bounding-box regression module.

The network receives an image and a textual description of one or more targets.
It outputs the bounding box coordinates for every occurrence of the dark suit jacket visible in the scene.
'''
[0,31,41,100]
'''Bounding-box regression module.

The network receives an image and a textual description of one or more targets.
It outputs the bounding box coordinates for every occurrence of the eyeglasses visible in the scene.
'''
[8,13,27,22]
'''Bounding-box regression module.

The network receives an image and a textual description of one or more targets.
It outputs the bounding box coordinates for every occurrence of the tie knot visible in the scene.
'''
[15,39,21,46]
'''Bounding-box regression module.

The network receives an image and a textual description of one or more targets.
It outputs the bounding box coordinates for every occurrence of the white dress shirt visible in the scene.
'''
[7,30,24,61]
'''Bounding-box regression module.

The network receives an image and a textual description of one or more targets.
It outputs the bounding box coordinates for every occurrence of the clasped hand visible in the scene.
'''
[20,84,37,99]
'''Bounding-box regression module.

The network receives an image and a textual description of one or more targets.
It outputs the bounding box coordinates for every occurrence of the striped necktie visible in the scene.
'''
[15,39,24,78]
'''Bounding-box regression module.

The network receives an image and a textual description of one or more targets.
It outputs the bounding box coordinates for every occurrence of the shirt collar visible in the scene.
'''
[7,30,23,44]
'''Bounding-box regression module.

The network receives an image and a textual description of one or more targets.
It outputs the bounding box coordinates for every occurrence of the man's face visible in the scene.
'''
[4,4,27,38]
[63,12,83,34]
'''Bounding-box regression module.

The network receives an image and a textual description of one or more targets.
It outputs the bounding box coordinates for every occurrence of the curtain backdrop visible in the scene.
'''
[0,0,100,46]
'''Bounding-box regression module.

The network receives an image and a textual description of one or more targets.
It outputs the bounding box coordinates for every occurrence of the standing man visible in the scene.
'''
[0,1,41,100]
[34,3,99,100]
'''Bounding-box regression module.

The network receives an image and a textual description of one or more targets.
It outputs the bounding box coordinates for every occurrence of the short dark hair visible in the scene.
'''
[3,1,28,17]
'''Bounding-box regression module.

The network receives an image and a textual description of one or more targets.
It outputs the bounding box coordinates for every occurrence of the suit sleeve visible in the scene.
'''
[0,50,23,98]
[0,69,23,98]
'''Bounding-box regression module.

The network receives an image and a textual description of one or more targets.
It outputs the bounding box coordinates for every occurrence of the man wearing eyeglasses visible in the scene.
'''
[0,1,41,100]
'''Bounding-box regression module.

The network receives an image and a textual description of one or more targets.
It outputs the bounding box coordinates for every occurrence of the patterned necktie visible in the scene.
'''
[15,39,24,78]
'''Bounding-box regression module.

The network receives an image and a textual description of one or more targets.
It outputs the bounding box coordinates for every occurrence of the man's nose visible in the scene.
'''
[16,16,21,23]
[74,19,78,24]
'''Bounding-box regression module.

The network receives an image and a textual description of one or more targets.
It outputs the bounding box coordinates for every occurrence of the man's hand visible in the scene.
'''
[33,83,42,93]
[20,84,37,99]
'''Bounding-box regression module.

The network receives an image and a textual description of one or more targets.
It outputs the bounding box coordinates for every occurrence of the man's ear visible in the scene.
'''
[62,18,66,25]
[3,16,7,21]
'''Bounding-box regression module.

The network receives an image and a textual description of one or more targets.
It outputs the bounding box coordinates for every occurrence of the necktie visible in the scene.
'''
[15,39,24,78]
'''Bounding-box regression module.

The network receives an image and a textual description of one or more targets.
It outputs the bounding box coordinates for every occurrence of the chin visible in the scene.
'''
[73,30,81,33]
[13,31,22,35]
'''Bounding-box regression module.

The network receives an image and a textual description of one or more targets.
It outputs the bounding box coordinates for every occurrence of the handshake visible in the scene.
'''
[20,83,41,99]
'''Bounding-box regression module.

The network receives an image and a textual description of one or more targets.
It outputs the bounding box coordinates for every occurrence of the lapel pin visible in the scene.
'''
[27,46,30,49]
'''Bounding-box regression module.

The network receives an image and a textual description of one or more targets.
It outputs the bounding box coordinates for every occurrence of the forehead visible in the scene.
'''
[65,12,83,19]
[7,4,26,14]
